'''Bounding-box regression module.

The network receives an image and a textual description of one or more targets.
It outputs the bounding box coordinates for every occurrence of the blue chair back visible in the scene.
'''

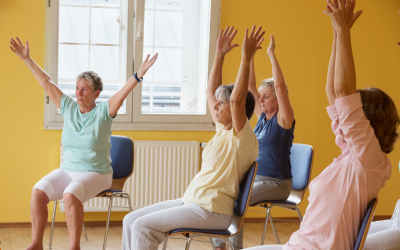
[233,162,257,216]
[353,198,378,250]
[110,136,134,179]
[290,144,313,191]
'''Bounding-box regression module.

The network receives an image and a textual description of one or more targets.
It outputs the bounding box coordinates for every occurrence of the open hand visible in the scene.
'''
[267,35,275,55]
[137,53,158,78]
[10,37,30,60]
[323,0,363,31]
[242,25,265,59]
[217,26,239,55]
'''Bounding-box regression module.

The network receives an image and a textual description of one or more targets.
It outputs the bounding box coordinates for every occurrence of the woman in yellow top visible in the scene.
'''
[122,26,263,250]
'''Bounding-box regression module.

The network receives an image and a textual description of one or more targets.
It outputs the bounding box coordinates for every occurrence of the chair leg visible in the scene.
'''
[208,237,216,250]
[48,201,57,249]
[82,223,88,241]
[185,236,194,250]
[294,206,303,222]
[102,194,115,250]
[126,194,133,211]
[269,215,280,244]
[260,206,270,245]
[162,237,168,250]
[225,238,235,250]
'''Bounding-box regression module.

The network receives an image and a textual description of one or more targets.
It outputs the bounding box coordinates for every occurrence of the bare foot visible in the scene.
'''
[26,243,43,250]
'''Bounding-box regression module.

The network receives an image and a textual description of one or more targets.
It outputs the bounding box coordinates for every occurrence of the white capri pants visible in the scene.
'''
[33,168,112,203]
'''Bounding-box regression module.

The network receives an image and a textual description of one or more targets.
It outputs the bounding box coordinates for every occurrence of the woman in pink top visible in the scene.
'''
[245,0,400,249]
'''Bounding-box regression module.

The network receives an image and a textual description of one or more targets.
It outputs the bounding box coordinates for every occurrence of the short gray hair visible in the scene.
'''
[258,77,288,96]
[76,71,103,92]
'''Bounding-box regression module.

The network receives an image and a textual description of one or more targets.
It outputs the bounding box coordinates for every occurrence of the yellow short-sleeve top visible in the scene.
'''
[181,120,259,216]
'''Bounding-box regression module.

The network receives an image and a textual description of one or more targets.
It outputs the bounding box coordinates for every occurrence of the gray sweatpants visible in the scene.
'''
[242,220,400,250]
[214,175,292,249]
[122,198,232,250]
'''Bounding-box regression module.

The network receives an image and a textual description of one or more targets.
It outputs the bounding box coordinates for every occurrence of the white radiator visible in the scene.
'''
[59,141,201,212]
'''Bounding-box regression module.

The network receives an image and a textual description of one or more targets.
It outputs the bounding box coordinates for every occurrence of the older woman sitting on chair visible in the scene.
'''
[122,26,263,250]
[10,37,157,250]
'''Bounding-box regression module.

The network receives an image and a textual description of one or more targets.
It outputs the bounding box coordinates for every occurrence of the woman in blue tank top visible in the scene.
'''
[215,35,295,250]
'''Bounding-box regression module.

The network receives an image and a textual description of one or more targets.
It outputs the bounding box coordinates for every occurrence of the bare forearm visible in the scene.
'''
[335,28,357,98]
[231,56,251,104]
[268,51,285,89]
[23,57,53,87]
[207,53,224,97]
[326,34,337,105]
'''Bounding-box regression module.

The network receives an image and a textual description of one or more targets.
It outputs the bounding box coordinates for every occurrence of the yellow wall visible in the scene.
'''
[1,0,399,224]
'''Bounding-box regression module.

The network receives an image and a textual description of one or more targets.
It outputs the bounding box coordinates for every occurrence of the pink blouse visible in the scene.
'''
[284,93,392,250]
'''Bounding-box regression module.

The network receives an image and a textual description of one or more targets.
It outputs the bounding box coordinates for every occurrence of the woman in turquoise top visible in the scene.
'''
[10,37,157,250]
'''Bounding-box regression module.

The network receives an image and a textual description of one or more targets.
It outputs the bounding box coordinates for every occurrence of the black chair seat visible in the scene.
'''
[170,228,231,236]
[97,189,124,195]
[252,200,297,206]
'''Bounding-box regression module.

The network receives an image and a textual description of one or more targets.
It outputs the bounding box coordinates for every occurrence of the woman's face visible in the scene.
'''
[75,79,100,109]
[259,88,279,113]
[213,97,232,126]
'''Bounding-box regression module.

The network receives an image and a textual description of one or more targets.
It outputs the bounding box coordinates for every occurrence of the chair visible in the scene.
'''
[162,161,258,250]
[251,143,314,245]
[48,135,135,250]
[354,198,378,250]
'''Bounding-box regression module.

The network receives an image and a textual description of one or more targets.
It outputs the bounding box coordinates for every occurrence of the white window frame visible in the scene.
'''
[43,0,220,131]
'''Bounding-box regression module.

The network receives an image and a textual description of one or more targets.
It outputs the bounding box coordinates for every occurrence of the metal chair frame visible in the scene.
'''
[354,198,378,250]
[162,162,258,250]
[250,144,314,245]
[48,136,134,250]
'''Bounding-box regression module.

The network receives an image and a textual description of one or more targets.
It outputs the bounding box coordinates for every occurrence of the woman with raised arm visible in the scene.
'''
[122,26,263,250]
[10,37,157,250]
[244,0,399,249]
[215,35,295,250]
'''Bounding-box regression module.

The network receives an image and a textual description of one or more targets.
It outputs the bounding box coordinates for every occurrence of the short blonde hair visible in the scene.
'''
[76,71,103,92]
[258,77,288,96]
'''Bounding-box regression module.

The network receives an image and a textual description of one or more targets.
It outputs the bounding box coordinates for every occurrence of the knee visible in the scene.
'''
[32,188,50,205]
[63,192,81,208]
[123,212,146,232]
[63,182,85,203]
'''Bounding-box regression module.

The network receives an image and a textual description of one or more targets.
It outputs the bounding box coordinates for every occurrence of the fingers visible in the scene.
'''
[144,54,150,62]
[256,37,264,49]
[256,30,265,42]
[226,26,235,38]
[10,39,18,50]
[149,53,158,64]
[26,40,30,50]
[352,10,363,23]
[253,26,262,38]
[230,29,238,40]
[337,0,344,9]
[223,26,230,37]
[218,29,223,39]
[245,28,249,39]
[10,46,17,53]
[326,0,338,12]
[270,35,275,44]
[16,37,23,46]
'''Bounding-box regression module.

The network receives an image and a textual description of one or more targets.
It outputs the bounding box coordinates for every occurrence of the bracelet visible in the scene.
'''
[134,72,143,82]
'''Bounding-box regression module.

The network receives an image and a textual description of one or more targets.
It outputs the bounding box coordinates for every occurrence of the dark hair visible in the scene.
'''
[358,88,400,154]
[215,84,256,120]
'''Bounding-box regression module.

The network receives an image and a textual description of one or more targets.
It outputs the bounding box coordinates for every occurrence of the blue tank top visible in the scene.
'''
[253,112,295,179]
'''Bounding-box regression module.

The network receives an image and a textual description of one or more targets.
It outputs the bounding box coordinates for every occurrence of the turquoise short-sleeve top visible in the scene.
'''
[60,94,114,174]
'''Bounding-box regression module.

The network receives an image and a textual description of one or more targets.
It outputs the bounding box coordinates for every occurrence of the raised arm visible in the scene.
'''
[248,46,263,118]
[324,0,362,98]
[268,35,294,129]
[10,37,63,109]
[206,26,239,124]
[109,53,158,117]
[231,26,264,134]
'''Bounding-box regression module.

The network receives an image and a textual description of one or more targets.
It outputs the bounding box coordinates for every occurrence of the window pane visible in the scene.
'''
[91,0,120,7]
[90,45,119,81]
[58,44,89,79]
[91,8,120,45]
[154,11,182,47]
[152,48,181,82]
[155,0,182,10]
[60,0,89,6]
[145,0,154,8]
[59,6,89,44]
[143,10,154,47]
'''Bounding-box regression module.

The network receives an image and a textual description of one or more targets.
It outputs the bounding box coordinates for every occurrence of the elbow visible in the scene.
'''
[334,85,356,98]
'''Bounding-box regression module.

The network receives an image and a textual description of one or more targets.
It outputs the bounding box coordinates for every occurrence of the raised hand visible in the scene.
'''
[267,35,275,55]
[323,0,363,31]
[242,25,265,60]
[10,37,30,60]
[137,53,158,78]
[216,26,239,55]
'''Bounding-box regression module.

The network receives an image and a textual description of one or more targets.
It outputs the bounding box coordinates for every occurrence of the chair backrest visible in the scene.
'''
[109,136,134,190]
[228,162,257,235]
[353,198,378,250]
[290,143,314,191]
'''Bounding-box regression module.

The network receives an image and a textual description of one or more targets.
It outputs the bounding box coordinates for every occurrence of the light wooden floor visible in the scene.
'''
[0,221,299,250]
